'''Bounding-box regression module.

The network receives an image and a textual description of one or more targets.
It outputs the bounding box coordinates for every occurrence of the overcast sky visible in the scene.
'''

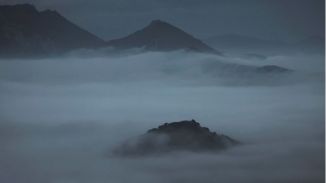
[0,0,324,41]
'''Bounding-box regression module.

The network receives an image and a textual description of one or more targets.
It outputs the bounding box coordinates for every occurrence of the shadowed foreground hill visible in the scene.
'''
[113,120,239,156]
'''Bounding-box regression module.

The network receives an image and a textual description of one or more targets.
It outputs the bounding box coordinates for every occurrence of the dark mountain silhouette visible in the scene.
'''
[0,4,106,57]
[113,120,239,156]
[255,65,290,73]
[107,20,220,54]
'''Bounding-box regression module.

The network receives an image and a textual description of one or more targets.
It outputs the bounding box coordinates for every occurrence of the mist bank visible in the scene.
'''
[0,82,324,183]
[0,50,324,183]
[0,50,323,87]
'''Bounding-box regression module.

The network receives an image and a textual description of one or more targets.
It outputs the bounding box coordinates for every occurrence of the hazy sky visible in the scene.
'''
[1,0,324,41]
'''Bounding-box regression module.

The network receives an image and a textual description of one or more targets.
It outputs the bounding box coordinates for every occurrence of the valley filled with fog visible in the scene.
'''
[0,50,324,183]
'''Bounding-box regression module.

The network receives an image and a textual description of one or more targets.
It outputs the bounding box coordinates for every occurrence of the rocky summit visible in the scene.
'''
[107,20,220,54]
[113,120,239,156]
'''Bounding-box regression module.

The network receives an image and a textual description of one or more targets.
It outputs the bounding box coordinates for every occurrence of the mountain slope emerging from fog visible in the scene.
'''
[107,20,220,54]
[0,4,105,57]
[114,120,238,156]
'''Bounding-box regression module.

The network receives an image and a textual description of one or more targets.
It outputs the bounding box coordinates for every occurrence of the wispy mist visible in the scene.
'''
[0,50,324,183]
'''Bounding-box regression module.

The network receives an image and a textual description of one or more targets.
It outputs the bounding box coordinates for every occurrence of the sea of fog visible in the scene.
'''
[0,50,324,183]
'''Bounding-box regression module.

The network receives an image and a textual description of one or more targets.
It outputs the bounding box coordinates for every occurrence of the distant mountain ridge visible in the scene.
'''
[2,3,321,57]
[0,4,106,57]
[0,4,219,57]
[107,20,220,54]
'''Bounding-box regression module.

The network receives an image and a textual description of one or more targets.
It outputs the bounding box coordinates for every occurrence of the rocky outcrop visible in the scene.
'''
[113,120,239,156]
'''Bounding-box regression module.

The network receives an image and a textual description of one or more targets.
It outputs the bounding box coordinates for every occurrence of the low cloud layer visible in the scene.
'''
[0,50,324,183]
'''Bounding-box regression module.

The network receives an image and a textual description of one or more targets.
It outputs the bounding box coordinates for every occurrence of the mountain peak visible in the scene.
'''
[0,3,105,57]
[148,19,173,28]
[149,19,167,25]
[0,3,38,14]
[108,20,219,54]
[0,3,35,9]
[41,9,59,15]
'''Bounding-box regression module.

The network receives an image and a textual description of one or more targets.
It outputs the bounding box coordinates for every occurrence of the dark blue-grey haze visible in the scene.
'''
[0,0,324,41]
[0,1,324,183]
